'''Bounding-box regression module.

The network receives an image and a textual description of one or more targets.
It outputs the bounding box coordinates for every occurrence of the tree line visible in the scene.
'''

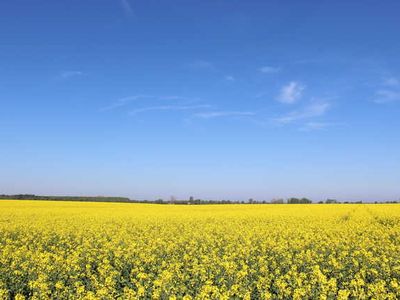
[0,194,131,203]
[1,194,398,205]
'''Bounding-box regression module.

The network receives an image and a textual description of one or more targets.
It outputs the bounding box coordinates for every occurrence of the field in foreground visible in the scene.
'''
[0,201,400,299]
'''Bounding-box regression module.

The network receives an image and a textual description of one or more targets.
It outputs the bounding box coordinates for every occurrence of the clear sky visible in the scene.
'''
[1,0,399,201]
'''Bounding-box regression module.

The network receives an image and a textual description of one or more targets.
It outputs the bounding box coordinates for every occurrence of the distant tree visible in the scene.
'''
[155,198,164,204]
[326,199,338,204]
[271,198,284,204]
[287,198,300,204]
[287,197,312,204]
[300,198,312,204]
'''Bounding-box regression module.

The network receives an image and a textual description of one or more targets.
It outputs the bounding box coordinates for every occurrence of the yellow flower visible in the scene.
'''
[0,200,399,299]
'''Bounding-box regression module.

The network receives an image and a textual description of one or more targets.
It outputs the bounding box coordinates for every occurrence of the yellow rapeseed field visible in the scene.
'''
[0,200,399,299]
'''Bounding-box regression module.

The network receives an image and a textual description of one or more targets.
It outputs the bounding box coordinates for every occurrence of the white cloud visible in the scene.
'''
[225,75,235,81]
[60,71,84,79]
[129,104,212,115]
[255,92,268,98]
[299,122,331,131]
[160,96,190,101]
[187,60,215,70]
[259,66,281,73]
[100,95,152,111]
[383,77,400,87]
[373,77,400,104]
[274,102,330,124]
[277,81,305,104]
[100,95,202,112]
[120,0,133,16]
[374,90,400,104]
[193,111,255,119]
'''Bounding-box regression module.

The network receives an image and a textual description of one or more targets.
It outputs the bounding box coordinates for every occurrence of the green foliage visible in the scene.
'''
[287,197,312,204]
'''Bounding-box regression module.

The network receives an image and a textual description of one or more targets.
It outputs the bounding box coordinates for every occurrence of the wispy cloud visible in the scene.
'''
[277,81,305,104]
[159,96,200,102]
[186,60,215,71]
[193,111,255,119]
[60,71,84,79]
[299,122,332,131]
[383,77,400,87]
[100,95,201,112]
[259,66,281,73]
[374,90,400,104]
[274,101,330,124]
[373,77,400,104]
[120,0,134,16]
[255,92,269,98]
[294,57,327,65]
[100,95,152,111]
[129,104,212,115]
[225,75,235,81]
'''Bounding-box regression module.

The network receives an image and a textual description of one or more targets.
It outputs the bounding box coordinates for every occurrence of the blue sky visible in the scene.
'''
[1,0,400,201]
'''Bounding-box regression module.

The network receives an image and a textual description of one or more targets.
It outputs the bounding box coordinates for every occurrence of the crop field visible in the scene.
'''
[0,201,400,299]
